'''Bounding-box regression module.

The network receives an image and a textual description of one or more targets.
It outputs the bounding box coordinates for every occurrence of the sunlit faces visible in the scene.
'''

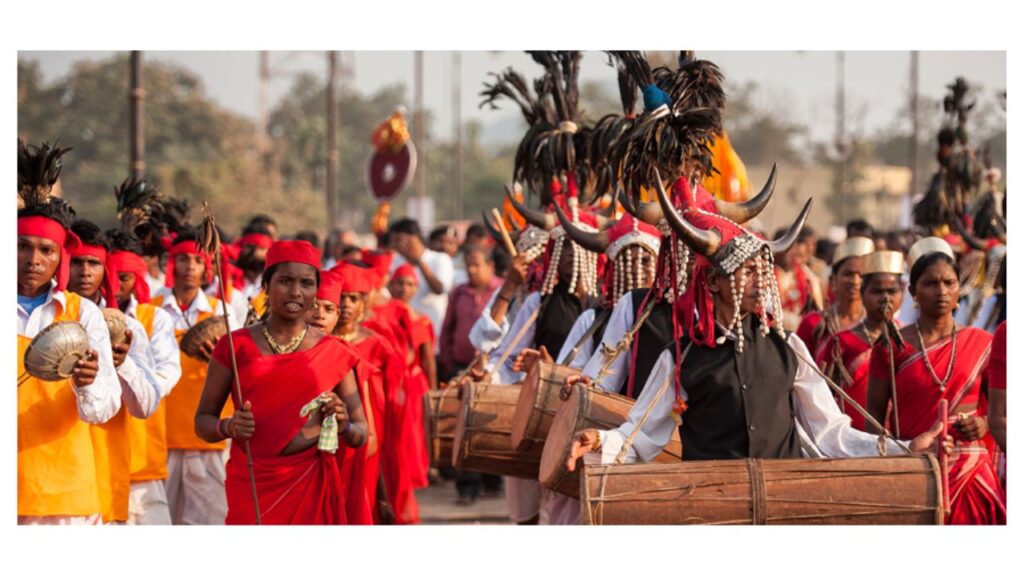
[833,256,864,303]
[68,254,105,300]
[173,253,207,290]
[464,250,494,289]
[266,262,319,321]
[337,292,365,329]
[861,273,904,321]
[708,257,762,316]
[116,271,136,305]
[307,298,340,334]
[17,235,60,297]
[910,259,959,318]
[388,275,418,303]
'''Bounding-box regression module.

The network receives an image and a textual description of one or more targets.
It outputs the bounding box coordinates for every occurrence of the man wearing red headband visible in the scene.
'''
[151,228,242,525]
[107,228,183,524]
[197,240,368,524]
[17,140,121,525]
[236,225,274,301]
[68,220,164,524]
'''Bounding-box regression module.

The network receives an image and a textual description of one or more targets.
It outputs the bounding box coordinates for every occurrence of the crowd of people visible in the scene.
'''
[17,50,1007,526]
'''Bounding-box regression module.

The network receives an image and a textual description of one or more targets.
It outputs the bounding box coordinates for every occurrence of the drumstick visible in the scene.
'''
[491,208,518,256]
[938,399,950,518]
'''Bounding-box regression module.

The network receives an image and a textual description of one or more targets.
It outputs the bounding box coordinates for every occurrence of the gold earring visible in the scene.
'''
[310,298,318,311]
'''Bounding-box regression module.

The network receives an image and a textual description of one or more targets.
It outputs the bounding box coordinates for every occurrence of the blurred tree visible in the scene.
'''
[723,80,807,166]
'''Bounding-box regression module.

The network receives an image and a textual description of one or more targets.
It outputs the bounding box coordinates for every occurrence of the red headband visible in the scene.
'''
[18,215,81,292]
[70,243,119,307]
[391,263,419,284]
[109,251,152,304]
[165,241,213,288]
[360,249,394,290]
[331,261,375,294]
[266,240,322,270]
[317,269,344,304]
[239,233,274,250]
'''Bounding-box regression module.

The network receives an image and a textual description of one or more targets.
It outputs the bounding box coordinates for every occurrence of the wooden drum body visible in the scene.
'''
[452,382,543,479]
[424,387,460,467]
[510,361,579,451]
[581,455,943,525]
[538,384,683,498]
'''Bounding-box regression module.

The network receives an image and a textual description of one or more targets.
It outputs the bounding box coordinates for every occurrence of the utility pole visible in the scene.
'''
[452,51,463,219]
[257,51,270,153]
[909,51,920,199]
[327,51,339,232]
[835,51,846,225]
[415,50,427,199]
[129,51,145,180]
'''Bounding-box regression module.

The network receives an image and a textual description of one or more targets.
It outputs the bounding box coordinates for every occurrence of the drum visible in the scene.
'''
[452,382,543,479]
[510,361,579,451]
[539,383,683,498]
[180,315,228,359]
[424,386,460,468]
[22,321,90,382]
[581,455,943,525]
[102,308,129,346]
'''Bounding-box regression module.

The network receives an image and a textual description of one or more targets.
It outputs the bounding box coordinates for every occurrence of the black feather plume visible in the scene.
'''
[18,138,72,209]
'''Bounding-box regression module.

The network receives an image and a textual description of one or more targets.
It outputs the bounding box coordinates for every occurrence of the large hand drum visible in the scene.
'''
[22,321,90,382]
[102,308,129,346]
[180,316,228,359]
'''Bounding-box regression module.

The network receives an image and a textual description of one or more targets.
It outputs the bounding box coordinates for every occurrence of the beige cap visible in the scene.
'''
[862,250,905,276]
[832,236,876,267]
[907,237,955,269]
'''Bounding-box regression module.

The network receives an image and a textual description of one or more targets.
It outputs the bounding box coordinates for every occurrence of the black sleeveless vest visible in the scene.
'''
[534,283,583,358]
[675,315,802,461]
[626,288,674,399]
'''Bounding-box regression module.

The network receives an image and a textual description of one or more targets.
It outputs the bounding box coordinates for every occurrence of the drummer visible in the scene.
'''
[566,178,952,471]
[17,141,120,525]
[151,228,242,525]
[107,227,183,524]
[67,219,163,524]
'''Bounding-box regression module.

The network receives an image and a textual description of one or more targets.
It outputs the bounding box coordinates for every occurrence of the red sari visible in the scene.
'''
[212,330,360,525]
[870,326,1005,525]
[335,330,402,524]
[817,328,874,431]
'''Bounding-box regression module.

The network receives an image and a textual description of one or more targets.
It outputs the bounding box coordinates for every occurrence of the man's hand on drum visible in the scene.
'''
[196,336,218,363]
[566,428,601,472]
[909,419,955,456]
[72,350,100,387]
[512,345,551,374]
[110,329,133,368]
[559,373,593,401]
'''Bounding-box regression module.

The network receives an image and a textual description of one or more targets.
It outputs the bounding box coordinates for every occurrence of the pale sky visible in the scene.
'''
[20,50,1006,146]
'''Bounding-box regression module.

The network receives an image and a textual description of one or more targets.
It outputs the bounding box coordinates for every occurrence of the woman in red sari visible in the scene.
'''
[307,263,403,524]
[817,250,904,431]
[195,241,368,525]
[867,238,1005,525]
[798,236,873,358]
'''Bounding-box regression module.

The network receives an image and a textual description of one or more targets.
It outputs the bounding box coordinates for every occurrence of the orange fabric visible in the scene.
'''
[152,295,233,451]
[90,410,130,522]
[18,292,102,517]
[126,304,169,482]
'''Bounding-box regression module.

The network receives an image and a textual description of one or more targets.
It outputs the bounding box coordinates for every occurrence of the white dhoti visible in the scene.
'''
[166,448,228,525]
[504,476,544,523]
[543,489,580,525]
[17,514,102,525]
[128,478,173,525]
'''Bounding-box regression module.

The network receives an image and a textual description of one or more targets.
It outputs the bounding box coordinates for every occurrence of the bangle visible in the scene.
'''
[342,419,352,437]
[590,432,602,453]
[497,293,513,304]
[217,417,233,440]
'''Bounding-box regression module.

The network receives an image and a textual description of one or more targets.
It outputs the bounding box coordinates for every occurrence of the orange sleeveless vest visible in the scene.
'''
[126,303,169,482]
[152,294,233,451]
[18,292,102,517]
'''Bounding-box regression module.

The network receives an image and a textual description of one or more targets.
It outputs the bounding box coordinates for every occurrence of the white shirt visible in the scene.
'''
[482,292,541,385]
[125,295,181,399]
[241,277,262,301]
[205,277,251,327]
[592,331,911,465]
[153,287,241,333]
[17,282,121,424]
[144,272,164,299]
[468,288,522,353]
[97,296,161,418]
[580,291,638,394]
[555,308,598,370]
[391,249,455,343]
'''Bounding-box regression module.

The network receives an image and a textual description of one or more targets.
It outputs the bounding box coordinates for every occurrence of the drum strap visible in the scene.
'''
[563,309,611,366]
[747,459,767,525]
[594,297,655,387]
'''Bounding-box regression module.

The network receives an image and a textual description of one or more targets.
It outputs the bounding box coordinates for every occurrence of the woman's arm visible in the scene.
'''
[335,368,369,448]
[195,358,248,443]
[420,342,438,391]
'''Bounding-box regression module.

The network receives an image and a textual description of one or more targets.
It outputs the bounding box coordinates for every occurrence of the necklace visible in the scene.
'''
[858,320,882,344]
[262,320,307,355]
[914,321,958,391]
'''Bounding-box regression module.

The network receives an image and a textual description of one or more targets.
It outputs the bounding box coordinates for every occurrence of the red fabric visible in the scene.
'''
[317,270,344,305]
[987,321,1006,390]
[239,233,274,250]
[70,243,119,307]
[17,215,81,292]
[164,241,213,288]
[331,261,376,294]
[266,240,321,270]
[213,330,360,525]
[336,332,402,524]
[360,250,394,289]
[817,330,874,431]
[391,263,418,284]
[797,311,825,357]
[108,251,151,304]
[870,327,1005,524]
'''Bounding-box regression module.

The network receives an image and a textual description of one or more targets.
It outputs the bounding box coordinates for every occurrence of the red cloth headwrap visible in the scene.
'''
[317,269,344,305]
[165,241,213,288]
[18,215,81,292]
[70,243,119,308]
[265,240,322,270]
[391,263,419,285]
[109,251,152,304]
[360,249,394,290]
[239,233,274,250]
[331,261,375,294]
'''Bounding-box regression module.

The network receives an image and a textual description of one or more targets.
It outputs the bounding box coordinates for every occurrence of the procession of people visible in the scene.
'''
[17,50,1007,526]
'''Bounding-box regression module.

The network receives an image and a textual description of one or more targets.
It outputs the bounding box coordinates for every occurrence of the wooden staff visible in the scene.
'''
[491,208,518,256]
[198,202,262,524]
[938,398,950,518]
